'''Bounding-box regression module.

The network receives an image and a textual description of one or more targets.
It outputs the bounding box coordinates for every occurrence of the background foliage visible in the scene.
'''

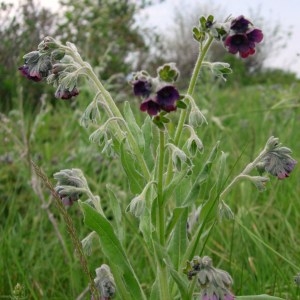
[0,0,299,299]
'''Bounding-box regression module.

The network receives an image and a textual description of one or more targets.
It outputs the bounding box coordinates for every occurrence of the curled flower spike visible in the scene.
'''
[257,137,297,180]
[53,168,88,207]
[93,264,116,300]
[224,15,263,58]
[184,256,234,300]
[18,51,52,82]
[55,85,80,100]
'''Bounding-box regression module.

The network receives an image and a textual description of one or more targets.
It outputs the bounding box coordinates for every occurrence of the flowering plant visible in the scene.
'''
[20,14,297,300]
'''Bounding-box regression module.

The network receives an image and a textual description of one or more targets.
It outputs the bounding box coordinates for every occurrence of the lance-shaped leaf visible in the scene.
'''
[182,141,220,206]
[120,139,145,194]
[123,101,145,153]
[80,202,146,300]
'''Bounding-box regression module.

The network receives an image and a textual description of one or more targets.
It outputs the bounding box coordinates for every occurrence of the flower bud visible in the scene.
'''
[185,125,204,156]
[51,49,66,61]
[187,97,207,127]
[218,201,234,220]
[93,264,116,299]
[126,194,145,217]
[249,175,270,191]
[209,62,232,81]
[167,143,189,172]
[80,101,101,128]
[23,51,40,64]
[157,62,180,82]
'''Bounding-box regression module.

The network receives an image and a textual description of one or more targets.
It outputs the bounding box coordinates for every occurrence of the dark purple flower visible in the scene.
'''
[133,79,152,97]
[55,86,79,100]
[247,28,264,46]
[156,85,180,112]
[224,16,263,58]
[18,65,43,82]
[140,98,161,116]
[230,15,252,33]
[224,34,255,58]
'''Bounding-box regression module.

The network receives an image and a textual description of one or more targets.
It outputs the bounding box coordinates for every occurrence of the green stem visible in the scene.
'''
[157,129,166,246]
[219,148,267,200]
[165,35,214,185]
[174,35,214,145]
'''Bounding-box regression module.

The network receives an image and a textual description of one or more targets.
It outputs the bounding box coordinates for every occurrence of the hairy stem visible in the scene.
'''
[166,35,214,184]
[220,148,267,200]
[157,130,166,245]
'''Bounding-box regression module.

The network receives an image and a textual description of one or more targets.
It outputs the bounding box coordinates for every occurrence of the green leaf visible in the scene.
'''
[106,184,124,240]
[216,151,227,195]
[141,116,154,170]
[79,201,146,300]
[149,276,160,300]
[167,207,188,269]
[120,139,145,194]
[236,295,286,300]
[182,142,219,207]
[164,167,190,203]
[165,206,186,238]
[165,260,189,299]
[176,100,187,109]
[123,101,145,153]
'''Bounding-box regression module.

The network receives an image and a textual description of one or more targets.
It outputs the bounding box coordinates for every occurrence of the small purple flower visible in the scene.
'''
[55,86,80,100]
[18,65,43,82]
[224,16,263,58]
[257,138,297,180]
[224,34,255,58]
[140,98,161,116]
[230,15,252,33]
[247,28,264,46]
[156,85,180,112]
[133,79,152,97]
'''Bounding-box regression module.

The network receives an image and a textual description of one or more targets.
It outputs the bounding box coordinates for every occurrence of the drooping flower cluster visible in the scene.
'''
[53,168,88,207]
[192,15,263,59]
[257,136,297,180]
[131,63,181,116]
[223,15,263,58]
[184,256,235,300]
[18,51,52,82]
[18,36,80,100]
[92,264,116,300]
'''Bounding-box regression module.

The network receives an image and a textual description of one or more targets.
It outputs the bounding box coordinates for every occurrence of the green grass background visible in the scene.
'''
[1,79,299,299]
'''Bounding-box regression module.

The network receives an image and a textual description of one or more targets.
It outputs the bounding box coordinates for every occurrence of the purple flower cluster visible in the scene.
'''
[132,78,180,116]
[19,38,80,100]
[18,51,52,82]
[185,256,235,300]
[257,137,297,180]
[224,15,263,58]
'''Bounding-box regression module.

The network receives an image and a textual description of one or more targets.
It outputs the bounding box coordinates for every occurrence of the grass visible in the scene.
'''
[0,79,299,299]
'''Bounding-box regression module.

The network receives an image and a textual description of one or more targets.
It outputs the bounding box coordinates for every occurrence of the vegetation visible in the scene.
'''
[0,1,299,299]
